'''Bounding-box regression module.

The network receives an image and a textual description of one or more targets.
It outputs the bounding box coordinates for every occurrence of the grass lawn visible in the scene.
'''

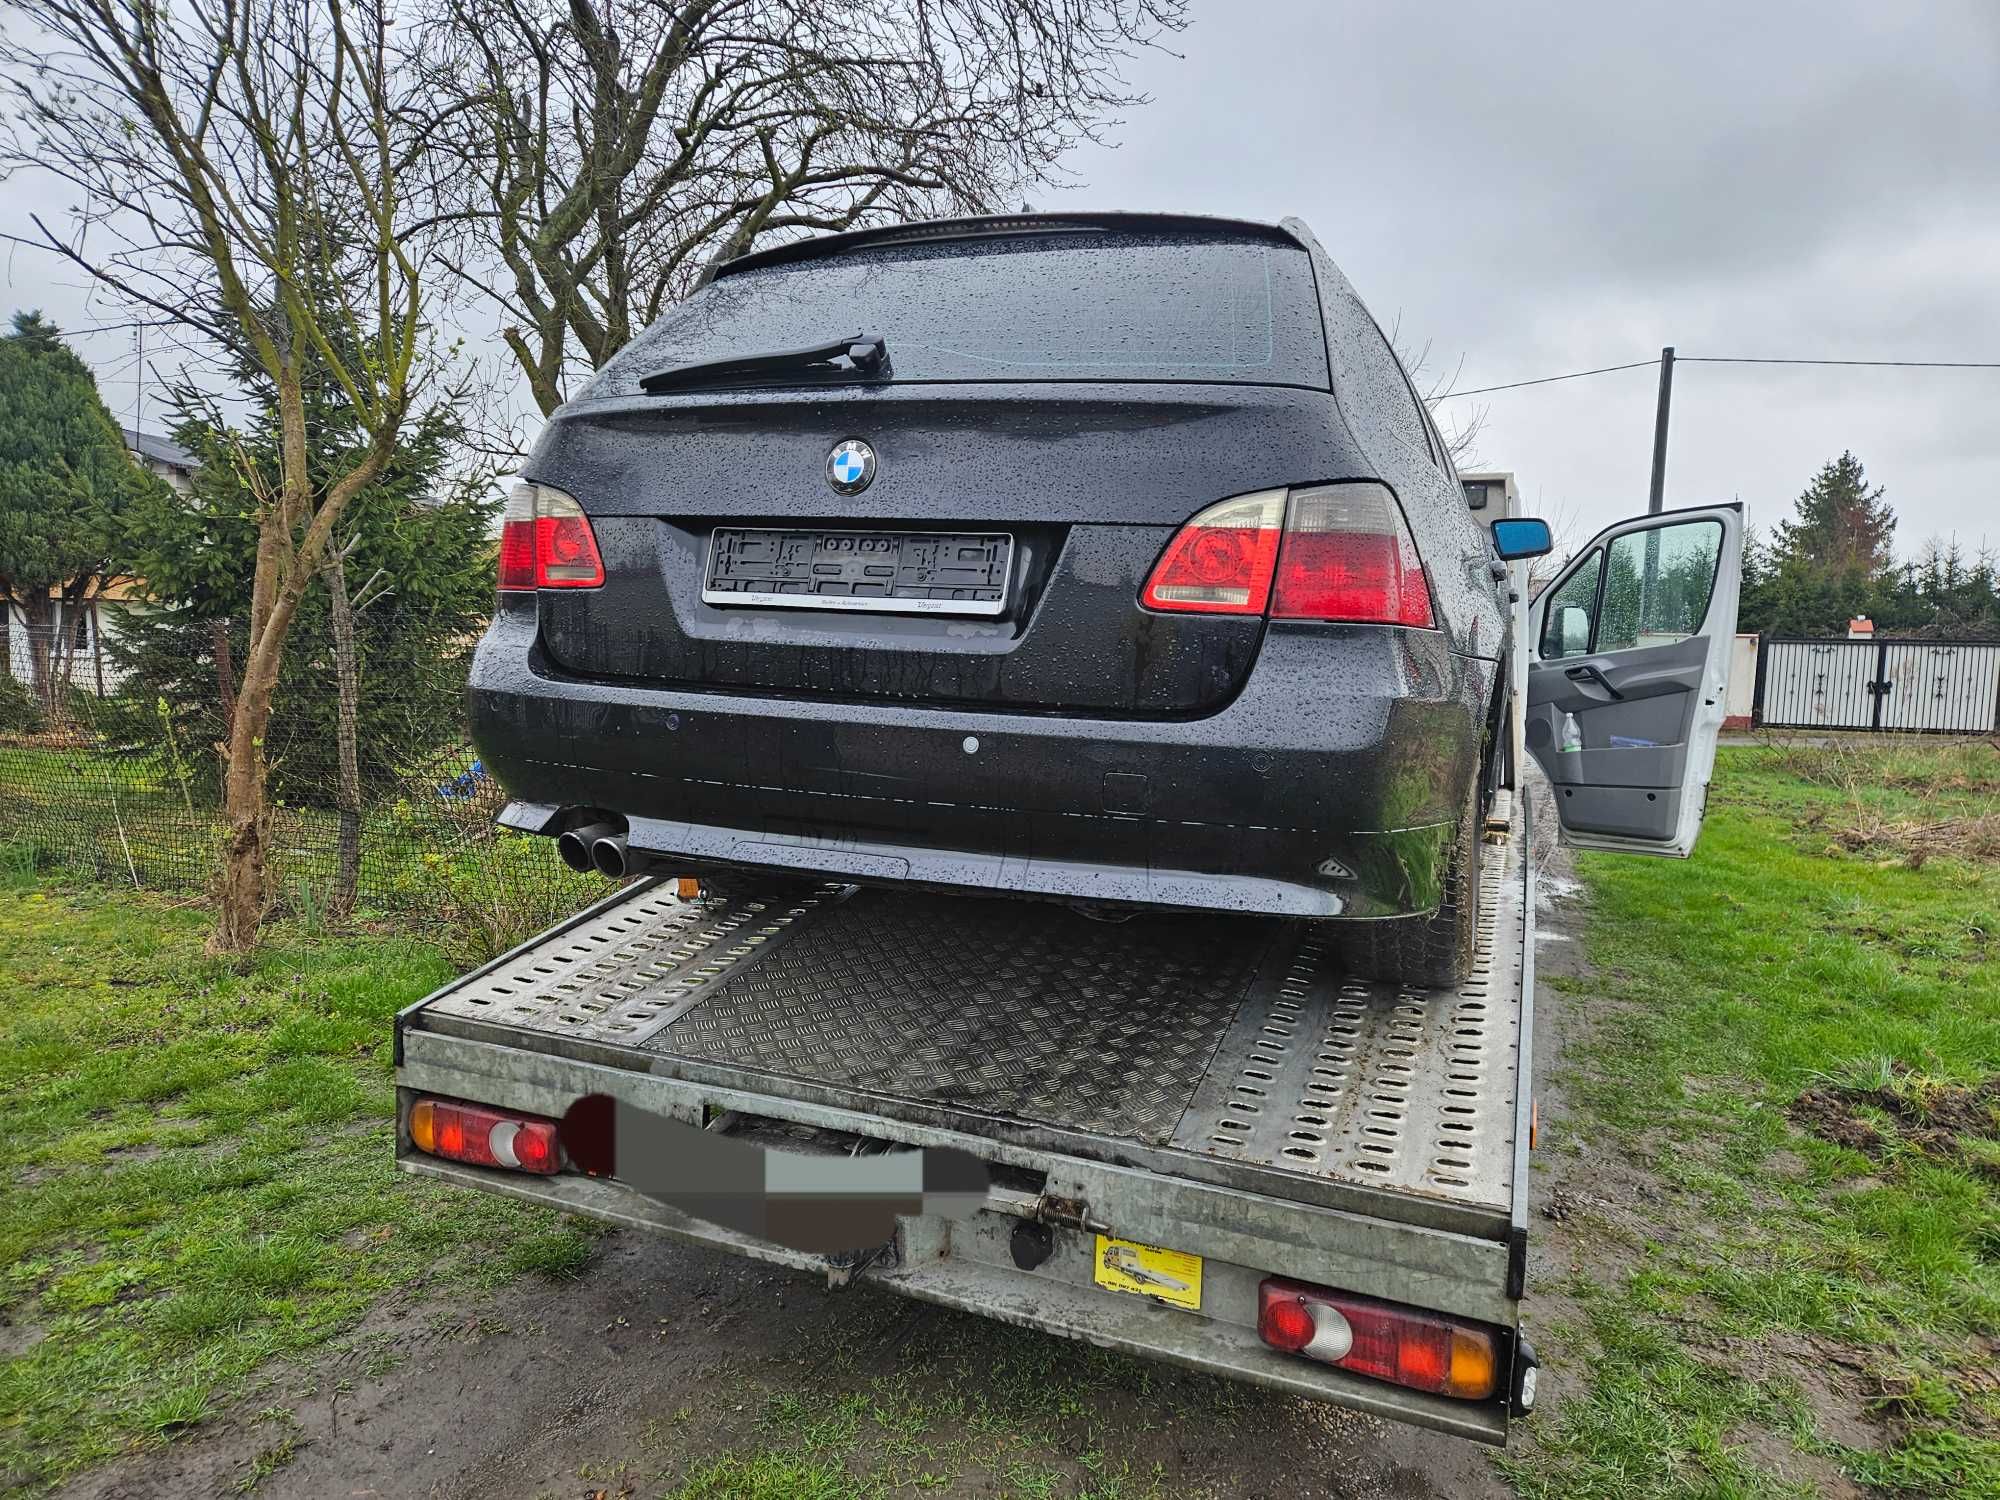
[0,742,598,962]
[1507,738,2000,1499]
[0,875,599,1494]
[2,736,1993,1498]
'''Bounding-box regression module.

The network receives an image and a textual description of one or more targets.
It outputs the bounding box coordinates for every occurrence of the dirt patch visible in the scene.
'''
[55,1233,1508,1500]
[0,1315,45,1361]
[1789,1068,2000,1180]
[1721,1422,1865,1499]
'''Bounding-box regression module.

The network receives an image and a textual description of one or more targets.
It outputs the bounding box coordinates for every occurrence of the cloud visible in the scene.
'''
[5,0,1995,548]
[1062,0,2000,545]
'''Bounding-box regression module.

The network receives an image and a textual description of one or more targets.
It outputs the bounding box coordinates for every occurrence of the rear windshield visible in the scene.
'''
[587,232,1330,395]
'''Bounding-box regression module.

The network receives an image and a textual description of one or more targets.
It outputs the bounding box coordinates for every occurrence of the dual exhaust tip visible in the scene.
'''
[556,820,637,879]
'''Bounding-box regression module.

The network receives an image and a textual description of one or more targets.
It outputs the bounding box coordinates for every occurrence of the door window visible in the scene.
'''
[1598,520,1723,651]
[1539,547,1601,659]
[1539,520,1723,658]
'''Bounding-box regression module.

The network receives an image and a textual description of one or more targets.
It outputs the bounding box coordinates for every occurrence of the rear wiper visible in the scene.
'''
[638,332,890,393]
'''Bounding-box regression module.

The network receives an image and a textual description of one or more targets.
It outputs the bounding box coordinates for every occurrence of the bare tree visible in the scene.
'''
[1390,323,1488,470]
[415,0,1185,414]
[1,0,436,949]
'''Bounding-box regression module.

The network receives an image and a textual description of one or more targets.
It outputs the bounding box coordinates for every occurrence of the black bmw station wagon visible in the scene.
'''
[472,214,1554,986]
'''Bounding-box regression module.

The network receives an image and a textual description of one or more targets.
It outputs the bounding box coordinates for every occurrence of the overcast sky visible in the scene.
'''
[5,0,1996,555]
[1057,0,2000,551]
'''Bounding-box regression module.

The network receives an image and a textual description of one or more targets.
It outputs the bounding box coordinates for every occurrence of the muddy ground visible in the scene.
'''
[61,840,1622,1500]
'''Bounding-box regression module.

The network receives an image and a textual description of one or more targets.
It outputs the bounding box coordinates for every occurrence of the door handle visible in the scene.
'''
[1564,664,1624,700]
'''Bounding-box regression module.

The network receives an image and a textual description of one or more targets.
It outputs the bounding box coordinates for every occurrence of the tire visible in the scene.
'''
[1337,778,1484,991]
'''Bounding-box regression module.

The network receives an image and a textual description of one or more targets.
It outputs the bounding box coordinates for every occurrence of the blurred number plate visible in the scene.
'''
[1093,1234,1202,1311]
[703,528,1013,616]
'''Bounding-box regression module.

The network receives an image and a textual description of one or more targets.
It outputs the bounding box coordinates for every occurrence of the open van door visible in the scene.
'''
[1524,504,1743,855]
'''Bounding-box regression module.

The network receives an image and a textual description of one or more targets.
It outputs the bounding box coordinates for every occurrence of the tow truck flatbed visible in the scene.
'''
[395,799,1537,1444]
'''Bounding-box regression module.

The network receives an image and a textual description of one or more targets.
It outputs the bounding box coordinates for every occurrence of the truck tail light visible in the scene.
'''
[409,1097,562,1175]
[1271,483,1434,627]
[498,482,604,592]
[1257,1277,1497,1400]
[1140,490,1286,615]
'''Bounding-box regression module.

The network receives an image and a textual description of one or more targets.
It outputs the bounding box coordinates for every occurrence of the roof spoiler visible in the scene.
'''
[697,211,1312,291]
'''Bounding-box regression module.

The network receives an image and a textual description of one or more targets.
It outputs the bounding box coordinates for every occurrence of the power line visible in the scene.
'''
[1439,359,1658,398]
[1436,350,2000,400]
[1679,356,2000,369]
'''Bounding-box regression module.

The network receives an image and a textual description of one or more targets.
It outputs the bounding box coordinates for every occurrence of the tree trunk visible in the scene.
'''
[322,552,365,922]
[16,593,53,714]
[210,618,238,745]
[212,387,393,953]
[91,598,107,698]
[214,647,278,953]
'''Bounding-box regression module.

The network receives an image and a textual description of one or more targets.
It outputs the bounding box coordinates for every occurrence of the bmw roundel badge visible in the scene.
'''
[826,438,876,496]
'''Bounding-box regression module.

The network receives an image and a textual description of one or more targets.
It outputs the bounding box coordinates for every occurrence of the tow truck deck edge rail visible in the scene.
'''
[395,794,1539,1444]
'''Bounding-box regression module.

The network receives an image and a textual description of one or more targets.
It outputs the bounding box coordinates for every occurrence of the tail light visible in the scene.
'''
[1141,483,1434,627]
[498,481,604,592]
[1272,484,1434,626]
[1257,1277,1498,1400]
[1139,490,1285,615]
[409,1097,562,1175]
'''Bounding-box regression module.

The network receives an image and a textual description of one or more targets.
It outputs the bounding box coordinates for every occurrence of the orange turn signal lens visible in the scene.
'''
[1449,1328,1498,1401]
[409,1098,436,1153]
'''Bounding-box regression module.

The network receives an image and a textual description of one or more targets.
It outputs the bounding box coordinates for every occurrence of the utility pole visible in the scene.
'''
[1647,345,1675,513]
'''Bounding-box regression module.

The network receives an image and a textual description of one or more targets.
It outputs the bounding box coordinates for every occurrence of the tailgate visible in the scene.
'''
[530,384,1360,715]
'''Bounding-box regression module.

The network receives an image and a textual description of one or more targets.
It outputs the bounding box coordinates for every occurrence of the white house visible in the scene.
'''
[2,428,195,695]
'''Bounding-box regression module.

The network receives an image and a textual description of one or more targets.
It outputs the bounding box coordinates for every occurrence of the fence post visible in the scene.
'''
[1749,634,1769,729]
[1870,639,1889,732]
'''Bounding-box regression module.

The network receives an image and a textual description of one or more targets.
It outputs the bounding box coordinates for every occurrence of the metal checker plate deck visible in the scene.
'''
[655,890,1265,1141]
[421,881,845,1045]
[425,835,1522,1213]
[647,832,1520,1210]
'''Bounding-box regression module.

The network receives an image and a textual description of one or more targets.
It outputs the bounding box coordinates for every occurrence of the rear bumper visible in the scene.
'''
[469,613,1491,918]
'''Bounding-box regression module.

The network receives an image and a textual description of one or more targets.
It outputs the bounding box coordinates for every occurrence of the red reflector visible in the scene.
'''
[1259,1293,1316,1352]
[1271,484,1434,627]
[1257,1277,1497,1400]
[410,1098,562,1175]
[1141,490,1286,615]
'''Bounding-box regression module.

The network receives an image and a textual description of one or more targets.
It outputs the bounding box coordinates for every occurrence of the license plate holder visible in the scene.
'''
[702,527,1013,616]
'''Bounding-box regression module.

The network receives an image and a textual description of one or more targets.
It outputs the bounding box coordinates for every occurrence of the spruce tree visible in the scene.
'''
[1772,452,1896,579]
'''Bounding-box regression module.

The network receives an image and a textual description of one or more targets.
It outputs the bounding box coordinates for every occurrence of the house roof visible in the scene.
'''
[122,427,195,471]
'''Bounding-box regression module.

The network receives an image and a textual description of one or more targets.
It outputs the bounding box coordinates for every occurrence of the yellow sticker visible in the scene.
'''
[1093,1234,1202,1311]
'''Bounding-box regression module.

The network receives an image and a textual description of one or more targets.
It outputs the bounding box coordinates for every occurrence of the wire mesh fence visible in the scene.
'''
[0,611,597,959]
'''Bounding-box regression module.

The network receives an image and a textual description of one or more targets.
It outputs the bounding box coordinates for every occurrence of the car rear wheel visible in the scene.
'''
[1337,779,1483,990]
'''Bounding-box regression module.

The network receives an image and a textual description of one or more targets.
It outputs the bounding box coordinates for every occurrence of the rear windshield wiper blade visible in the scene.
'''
[638,333,890,393]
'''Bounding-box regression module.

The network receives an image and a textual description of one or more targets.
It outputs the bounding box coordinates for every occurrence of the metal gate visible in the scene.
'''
[1753,636,2000,732]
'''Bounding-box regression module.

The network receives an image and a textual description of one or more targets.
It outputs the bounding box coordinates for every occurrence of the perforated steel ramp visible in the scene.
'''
[418,833,1524,1221]
[1166,841,1520,1211]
